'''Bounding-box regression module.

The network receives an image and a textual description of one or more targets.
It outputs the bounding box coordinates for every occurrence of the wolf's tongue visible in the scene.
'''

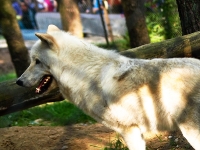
[36,75,52,94]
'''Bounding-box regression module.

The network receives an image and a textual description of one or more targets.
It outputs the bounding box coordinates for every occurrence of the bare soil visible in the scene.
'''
[0,48,194,150]
[0,123,194,150]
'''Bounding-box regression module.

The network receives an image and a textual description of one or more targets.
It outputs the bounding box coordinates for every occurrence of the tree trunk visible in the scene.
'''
[121,0,150,48]
[0,0,30,77]
[57,0,83,38]
[1,31,200,116]
[176,0,200,35]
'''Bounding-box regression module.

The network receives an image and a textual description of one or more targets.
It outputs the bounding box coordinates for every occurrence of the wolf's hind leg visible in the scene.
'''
[179,122,200,149]
[121,126,146,150]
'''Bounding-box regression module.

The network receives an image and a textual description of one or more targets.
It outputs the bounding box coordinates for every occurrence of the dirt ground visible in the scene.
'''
[0,48,194,150]
[0,123,194,150]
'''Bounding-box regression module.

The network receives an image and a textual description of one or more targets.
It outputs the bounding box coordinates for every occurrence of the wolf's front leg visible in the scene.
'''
[121,126,146,150]
[179,122,200,150]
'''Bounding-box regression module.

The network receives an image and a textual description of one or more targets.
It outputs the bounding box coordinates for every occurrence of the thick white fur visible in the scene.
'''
[17,25,200,150]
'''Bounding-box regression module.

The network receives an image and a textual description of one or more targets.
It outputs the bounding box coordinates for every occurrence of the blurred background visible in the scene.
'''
[0,0,184,76]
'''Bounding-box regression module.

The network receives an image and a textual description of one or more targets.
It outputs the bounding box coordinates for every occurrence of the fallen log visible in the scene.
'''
[1,31,200,116]
[121,31,200,59]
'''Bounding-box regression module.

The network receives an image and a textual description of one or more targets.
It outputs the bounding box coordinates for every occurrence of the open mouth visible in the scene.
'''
[36,75,53,94]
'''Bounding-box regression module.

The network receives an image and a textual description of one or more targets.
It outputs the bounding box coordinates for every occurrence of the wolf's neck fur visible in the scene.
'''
[50,33,129,112]
[54,33,127,71]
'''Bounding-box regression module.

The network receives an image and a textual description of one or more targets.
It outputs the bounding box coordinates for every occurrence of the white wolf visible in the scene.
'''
[16,25,200,150]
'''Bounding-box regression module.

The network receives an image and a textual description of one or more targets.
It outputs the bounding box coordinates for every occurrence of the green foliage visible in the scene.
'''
[104,136,128,150]
[0,101,96,128]
[160,0,182,39]
[0,72,16,82]
[145,0,181,42]
[146,11,165,43]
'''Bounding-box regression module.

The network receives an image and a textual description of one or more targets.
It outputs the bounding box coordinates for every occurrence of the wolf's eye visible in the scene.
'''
[36,59,41,64]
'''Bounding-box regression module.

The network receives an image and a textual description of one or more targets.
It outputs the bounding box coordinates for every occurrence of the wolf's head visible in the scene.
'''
[16,25,61,94]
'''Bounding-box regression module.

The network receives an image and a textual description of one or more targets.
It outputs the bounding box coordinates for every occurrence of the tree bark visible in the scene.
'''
[121,0,150,48]
[1,31,200,116]
[176,0,200,35]
[121,31,200,59]
[0,0,30,77]
[57,0,83,38]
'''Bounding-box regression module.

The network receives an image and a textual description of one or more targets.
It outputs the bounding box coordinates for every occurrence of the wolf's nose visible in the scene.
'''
[16,79,23,86]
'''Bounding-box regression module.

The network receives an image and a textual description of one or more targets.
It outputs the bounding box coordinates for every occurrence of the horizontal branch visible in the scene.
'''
[121,31,200,59]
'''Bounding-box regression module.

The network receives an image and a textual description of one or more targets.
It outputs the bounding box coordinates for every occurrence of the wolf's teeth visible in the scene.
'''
[36,75,52,94]
[36,88,40,93]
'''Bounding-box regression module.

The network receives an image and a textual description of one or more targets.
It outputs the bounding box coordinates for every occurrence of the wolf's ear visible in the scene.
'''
[35,33,59,52]
[47,24,60,33]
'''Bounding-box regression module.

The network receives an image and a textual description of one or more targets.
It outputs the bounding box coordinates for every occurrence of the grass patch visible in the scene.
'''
[0,72,16,82]
[0,101,96,128]
[90,135,128,150]
[104,135,128,150]
[97,34,131,52]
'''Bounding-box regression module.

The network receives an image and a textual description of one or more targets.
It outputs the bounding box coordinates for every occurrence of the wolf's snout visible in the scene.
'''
[16,79,23,86]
